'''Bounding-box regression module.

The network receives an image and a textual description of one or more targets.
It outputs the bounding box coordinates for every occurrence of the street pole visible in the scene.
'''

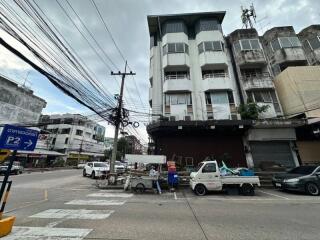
[78,138,83,166]
[110,61,135,176]
[0,150,17,205]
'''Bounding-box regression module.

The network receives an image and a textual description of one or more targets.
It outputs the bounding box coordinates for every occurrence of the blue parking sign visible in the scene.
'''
[0,125,39,151]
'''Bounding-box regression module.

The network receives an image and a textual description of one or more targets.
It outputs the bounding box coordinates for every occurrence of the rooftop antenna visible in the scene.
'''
[241,3,256,29]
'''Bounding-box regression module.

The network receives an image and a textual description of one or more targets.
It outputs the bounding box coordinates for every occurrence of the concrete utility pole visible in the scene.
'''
[110,61,135,175]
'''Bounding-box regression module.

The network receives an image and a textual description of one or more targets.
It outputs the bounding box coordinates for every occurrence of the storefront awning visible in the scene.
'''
[69,151,104,157]
[17,149,66,156]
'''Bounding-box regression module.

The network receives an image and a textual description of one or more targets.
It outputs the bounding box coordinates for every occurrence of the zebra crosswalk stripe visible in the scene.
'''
[2,226,92,240]
[87,192,133,198]
[30,209,115,220]
[65,199,126,206]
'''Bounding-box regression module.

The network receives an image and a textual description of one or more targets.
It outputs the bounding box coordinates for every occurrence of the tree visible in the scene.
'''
[238,102,269,120]
[105,137,130,161]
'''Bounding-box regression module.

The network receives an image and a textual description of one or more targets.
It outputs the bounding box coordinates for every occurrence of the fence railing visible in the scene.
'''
[165,74,190,80]
[202,72,229,79]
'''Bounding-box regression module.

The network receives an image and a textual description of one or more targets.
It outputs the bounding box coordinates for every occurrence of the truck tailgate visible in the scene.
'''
[221,176,260,186]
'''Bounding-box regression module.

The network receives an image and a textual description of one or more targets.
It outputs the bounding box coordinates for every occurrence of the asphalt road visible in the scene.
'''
[1,170,320,240]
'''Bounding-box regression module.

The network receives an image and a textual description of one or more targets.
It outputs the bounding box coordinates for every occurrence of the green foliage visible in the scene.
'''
[104,137,130,161]
[52,158,65,167]
[238,102,269,120]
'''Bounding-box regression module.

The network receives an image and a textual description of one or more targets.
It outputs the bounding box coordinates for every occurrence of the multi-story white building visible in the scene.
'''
[147,12,303,171]
[0,74,46,124]
[148,12,241,122]
[40,114,106,161]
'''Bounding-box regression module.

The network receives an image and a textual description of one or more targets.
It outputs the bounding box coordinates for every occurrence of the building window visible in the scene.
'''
[162,21,187,34]
[165,93,192,105]
[195,19,221,34]
[63,118,73,124]
[308,36,320,50]
[64,138,68,144]
[165,71,189,80]
[212,92,229,104]
[198,41,224,54]
[76,129,83,136]
[60,128,70,134]
[163,43,189,55]
[205,92,212,104]
[227,92,235,104]
[236,39,261,51]
[271,37,302,51]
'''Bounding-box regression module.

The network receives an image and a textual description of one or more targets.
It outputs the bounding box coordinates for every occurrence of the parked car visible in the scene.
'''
[77,163,86,169]
[115,161,126,173]
[272,165,320,196]
[83,162,109,179]
[0,161,24,175]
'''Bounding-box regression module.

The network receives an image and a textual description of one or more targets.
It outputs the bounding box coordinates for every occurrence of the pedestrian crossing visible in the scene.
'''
[65,199,126,206]
[3,190,133,239]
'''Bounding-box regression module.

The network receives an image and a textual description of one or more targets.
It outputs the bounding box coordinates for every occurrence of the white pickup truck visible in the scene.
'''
[190,161,260,196]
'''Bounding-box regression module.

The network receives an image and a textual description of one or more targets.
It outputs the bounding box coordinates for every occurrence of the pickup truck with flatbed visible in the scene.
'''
[190,161,260,196]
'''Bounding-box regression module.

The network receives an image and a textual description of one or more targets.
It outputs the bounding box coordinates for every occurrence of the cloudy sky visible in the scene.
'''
[0,0,319,141]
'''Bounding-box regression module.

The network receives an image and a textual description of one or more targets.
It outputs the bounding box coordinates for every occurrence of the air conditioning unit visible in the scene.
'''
[169,116,176,121]
[184,116,191,121]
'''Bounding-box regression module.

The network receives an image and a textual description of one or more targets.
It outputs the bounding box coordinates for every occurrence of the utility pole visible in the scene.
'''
[110,61,135,176]
[78,138,84,166]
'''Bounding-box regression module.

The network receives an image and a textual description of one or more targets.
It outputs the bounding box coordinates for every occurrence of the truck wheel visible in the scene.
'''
[240,184,254,196]
[194,184,207,196]
[15,170,19,175]
[306,182,319,196]
[135,183,145,194]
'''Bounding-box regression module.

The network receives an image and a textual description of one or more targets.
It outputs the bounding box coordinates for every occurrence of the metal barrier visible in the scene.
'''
[0,181,12,220]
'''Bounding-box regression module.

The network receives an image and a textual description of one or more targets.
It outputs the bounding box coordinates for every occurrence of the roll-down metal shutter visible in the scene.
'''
[251,142,295,168]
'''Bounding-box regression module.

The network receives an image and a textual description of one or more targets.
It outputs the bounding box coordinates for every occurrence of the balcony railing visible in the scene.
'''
[202,72,229,80]
[243,79,274,90]
[165,74,190,80]
[241,72,270,80]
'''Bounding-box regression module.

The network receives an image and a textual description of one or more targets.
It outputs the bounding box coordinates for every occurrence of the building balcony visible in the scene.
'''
[199,51,228,69]
[270,48,307,65]
[163,76,192,93]
[201,73,232,91]
[235,50,267,67]
[162,53,190,70]
[242,73,274,90]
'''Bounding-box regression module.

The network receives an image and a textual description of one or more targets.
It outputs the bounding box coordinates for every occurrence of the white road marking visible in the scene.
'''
[65,199,126,206]
[174,192,177,200]
[45,219,65,228]
[30,209,115,220]
[257,190,290,200]
[87,192,133,198]
[2,226,92,240]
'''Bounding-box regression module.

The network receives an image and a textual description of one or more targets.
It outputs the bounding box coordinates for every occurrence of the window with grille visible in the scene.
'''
[236,39,261,51]
[308,36,320,50]
[198,41,224,54]
[271,37,302,51]
[163,43,189,55]
[165,93,192,105]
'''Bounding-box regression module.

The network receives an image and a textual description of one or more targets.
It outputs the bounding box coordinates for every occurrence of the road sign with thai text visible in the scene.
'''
[0,124,39,151]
